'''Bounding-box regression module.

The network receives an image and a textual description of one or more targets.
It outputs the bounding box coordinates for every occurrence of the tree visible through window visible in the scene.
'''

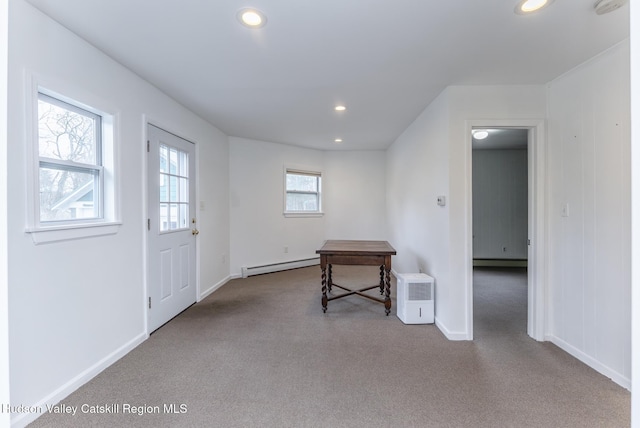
[37,93,103,222]
[285,169,322,213]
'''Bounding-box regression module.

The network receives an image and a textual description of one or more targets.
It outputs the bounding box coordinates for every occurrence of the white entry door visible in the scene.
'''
[147,124,197,332]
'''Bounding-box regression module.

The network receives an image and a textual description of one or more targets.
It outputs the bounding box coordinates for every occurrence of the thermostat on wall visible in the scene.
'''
[437,196,446,206]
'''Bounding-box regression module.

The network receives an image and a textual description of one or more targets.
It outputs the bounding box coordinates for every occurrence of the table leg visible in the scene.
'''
[384,266,392,316]
[328,264,333,292]
[379,265,384,295]
[321,265,328,313]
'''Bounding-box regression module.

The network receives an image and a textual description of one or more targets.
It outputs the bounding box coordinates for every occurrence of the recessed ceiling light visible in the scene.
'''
[514,0,554,14]
[334,105,346,112]
[473,130,489,140]
[334,138,343,143]
[237,8,267,28]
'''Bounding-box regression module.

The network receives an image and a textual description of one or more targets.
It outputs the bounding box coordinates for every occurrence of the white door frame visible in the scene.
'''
[464,119,547,341]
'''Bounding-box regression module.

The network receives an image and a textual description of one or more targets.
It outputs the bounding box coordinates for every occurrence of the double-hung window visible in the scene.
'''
[284,168,322,216]
[27,85,118,244]
[37,93,103,222]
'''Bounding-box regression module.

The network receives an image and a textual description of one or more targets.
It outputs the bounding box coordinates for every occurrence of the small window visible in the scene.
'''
[159,144,190,232]
[37,93,103,223]
[285,168,322,215]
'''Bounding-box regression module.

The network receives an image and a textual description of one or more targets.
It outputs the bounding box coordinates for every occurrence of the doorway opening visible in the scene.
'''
[465,120,546,342]
[472,128,528,337]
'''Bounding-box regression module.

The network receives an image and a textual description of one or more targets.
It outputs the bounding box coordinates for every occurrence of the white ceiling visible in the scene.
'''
[24,0,630,151]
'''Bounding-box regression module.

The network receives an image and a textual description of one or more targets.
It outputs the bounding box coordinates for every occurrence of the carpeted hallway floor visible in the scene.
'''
[29,266,630,427]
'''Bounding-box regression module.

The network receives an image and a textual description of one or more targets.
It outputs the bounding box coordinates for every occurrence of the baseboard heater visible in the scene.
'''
[241,257,320,278]
[473,259,528,268]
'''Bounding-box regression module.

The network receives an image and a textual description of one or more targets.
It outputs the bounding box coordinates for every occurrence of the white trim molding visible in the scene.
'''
[547,334,630,390]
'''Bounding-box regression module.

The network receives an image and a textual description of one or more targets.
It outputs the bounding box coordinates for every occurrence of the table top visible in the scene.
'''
[316,240,396,256]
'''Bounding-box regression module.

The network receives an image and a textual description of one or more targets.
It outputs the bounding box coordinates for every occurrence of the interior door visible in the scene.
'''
[147,124,197,332]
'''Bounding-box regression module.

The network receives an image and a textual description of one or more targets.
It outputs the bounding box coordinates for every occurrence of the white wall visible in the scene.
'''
[0,0,10,426]
[229,137,325,275]
[7,1,229,426]
[323,150,387,241]
[229,137,387,276]
[546,40,631,388]
[197,127,231,297]
[631,0,640,423]
[387,85,546,339]
[472,149,528,260]
[386,90,451,318]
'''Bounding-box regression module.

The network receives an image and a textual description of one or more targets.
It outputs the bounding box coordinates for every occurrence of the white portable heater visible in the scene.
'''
[396,273,434,324]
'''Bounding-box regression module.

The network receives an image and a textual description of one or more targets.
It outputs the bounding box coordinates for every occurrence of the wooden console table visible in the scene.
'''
[316,240,396,315]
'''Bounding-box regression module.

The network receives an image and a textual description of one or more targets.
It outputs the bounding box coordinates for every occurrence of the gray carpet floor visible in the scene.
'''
[29,266,630,427]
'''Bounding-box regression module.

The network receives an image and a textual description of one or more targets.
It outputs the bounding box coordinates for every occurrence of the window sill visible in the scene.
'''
[283,212,324,218]
[25,222,122,245]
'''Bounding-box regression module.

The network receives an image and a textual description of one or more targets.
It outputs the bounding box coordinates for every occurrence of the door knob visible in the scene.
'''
[192,229,200,236]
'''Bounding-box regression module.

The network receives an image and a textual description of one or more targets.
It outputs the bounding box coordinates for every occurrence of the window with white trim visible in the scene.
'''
[27,86,118,244]
[284,168,322,215]
[37,93,104,223]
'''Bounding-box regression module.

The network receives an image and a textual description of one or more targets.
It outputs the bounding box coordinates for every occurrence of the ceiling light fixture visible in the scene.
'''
[472,130,489,140]
[334,138,343,143]
[334,105,346,112]
[237,8,267,28]
[514,0,554,14]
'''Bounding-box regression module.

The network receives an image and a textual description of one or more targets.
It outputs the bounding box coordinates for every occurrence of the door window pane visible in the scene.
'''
[159,144,189,232]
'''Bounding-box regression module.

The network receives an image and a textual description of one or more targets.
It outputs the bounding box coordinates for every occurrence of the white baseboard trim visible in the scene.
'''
[11,332,147,428]
[435,317,472,341]
[199,275,232,301]
[547,334,630,391]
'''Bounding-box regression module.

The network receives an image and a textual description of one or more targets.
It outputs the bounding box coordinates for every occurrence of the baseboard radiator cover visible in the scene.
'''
[241,257,320,278]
